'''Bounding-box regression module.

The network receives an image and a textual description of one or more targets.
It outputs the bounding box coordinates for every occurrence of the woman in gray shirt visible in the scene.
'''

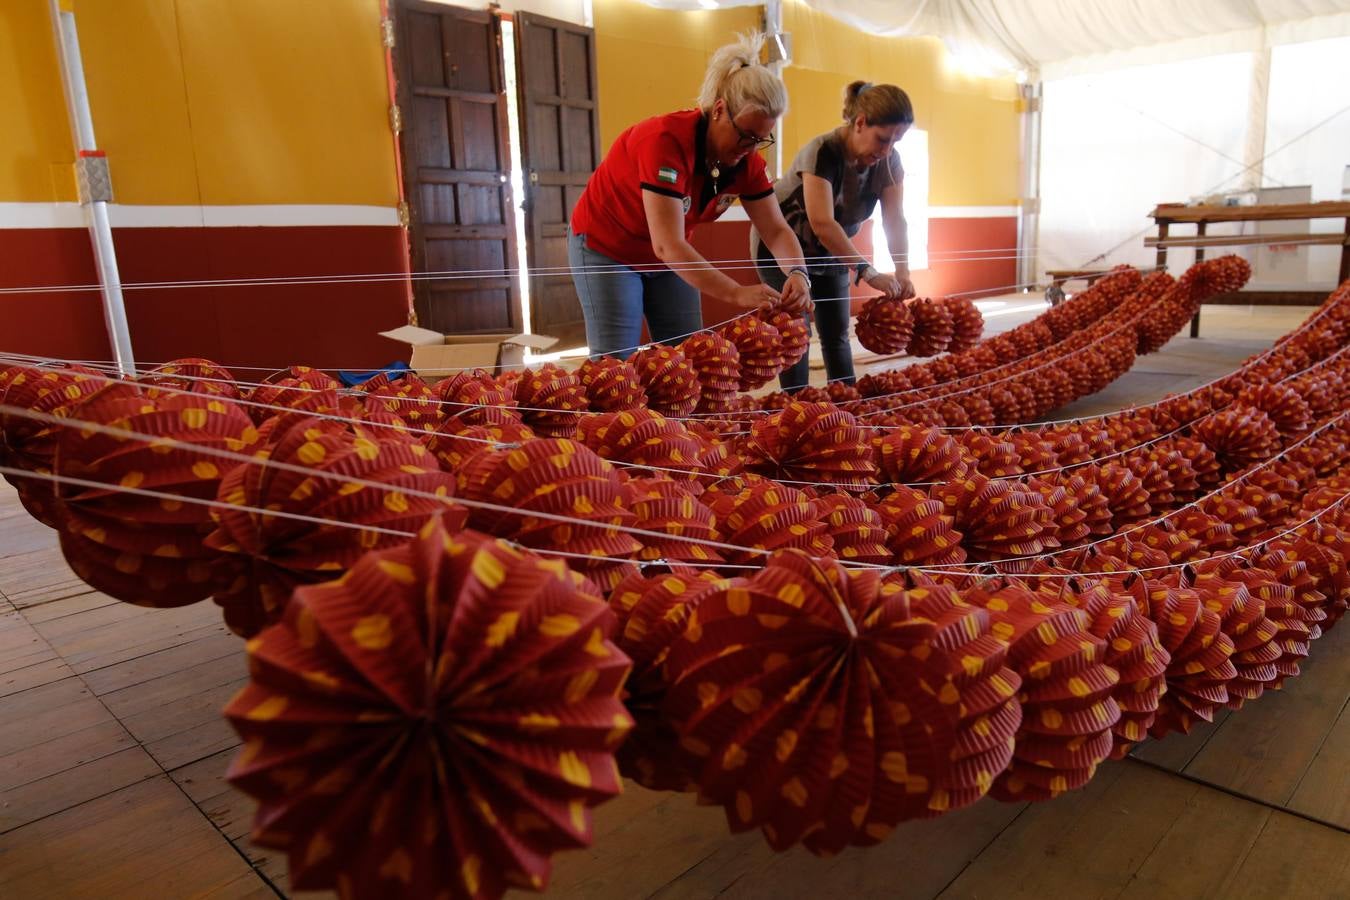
[752,82,916,390]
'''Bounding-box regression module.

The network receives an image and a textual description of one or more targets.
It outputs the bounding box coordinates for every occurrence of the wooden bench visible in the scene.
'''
[1148,201,1350,337]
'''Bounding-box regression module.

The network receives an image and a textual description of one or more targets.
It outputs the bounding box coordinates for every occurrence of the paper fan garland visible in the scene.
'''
[815,492,892,564]
[679,330,742,415]
[1144,579,1238,738]
[768,310,810,369]
[742,401,878,489]
[225,517,633,899]
[607,569,723,791]
[434,370,523,427]
[576,356,648,412]
[870,487,968,566]
[206,415,462,636]
[578,409,705,482]
[141,357,241,400]
[705,481,833,566]
[0,364,112,527]
[362,374,443,434]
[931,473,1058,561]
[968,587,1121,802]
[246,367,343,423]
[720,315,785,391]
[425,419,536,474]
[515,364,588,439]
[903,578,1022,813]
[631,345,701,419]
[1193,405,1281,474]
[905,298,954,358]
[622,476,724,567]
[941,296,984,354]
[662,551,961,854]
[54,388,262,609]
[855,296,914,355]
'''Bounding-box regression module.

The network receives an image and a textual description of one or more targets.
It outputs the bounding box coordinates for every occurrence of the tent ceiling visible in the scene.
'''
[642,0,1350,75]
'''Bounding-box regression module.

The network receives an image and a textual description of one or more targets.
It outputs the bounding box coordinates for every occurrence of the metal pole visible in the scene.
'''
[47,0,135,376]
[1018,78,1043,293]
[764,0,786,179]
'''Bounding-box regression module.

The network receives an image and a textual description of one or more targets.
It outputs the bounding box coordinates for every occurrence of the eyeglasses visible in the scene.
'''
[731,120,775,151]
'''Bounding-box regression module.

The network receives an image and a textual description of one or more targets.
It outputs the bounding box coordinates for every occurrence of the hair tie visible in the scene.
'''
[859,82,873,94]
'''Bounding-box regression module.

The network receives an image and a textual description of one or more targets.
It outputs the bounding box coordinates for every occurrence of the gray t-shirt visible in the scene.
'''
[753,129,903,273]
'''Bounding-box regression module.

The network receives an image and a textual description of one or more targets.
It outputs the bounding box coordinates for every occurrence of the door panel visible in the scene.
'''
[515,12,601,350]
[396,1,519,336]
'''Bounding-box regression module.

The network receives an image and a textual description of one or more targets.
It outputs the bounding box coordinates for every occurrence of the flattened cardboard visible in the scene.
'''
[379,328,559,376]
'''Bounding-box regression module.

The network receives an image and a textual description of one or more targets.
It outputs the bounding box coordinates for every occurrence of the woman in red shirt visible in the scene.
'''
[569,33,811,359]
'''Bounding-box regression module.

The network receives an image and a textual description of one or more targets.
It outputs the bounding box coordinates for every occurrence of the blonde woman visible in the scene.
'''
[569,33,811,359]
[752,81,916,390]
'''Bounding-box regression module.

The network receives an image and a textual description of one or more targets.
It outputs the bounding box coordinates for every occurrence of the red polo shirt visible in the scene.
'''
[570,109,774,268]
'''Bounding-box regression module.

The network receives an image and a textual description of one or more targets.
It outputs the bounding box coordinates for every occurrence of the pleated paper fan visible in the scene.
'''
[742,401,878,489]
[225,517,632,899]
[142,357,241,400]
[855,296,913,355]
[662,550,961,854]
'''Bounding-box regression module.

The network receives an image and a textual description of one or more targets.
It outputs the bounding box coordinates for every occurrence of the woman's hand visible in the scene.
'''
[778,270,814,314]
[895,272,917,300]
[730,283,781,312]
[865,271,904,299]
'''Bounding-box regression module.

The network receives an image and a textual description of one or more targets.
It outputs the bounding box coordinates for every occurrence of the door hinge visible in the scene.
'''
[381,17,395,49]
[397,201,411,228]
[389,104,403,135]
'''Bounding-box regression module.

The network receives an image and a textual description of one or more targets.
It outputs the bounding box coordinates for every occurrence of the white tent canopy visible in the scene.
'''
[643,0,1350,77]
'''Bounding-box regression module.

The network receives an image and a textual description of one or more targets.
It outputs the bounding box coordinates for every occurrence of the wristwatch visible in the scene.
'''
[855,262,879,286]
[786,266,812,289]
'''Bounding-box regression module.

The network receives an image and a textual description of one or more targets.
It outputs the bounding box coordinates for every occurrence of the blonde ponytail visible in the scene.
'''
[698,32,788,120]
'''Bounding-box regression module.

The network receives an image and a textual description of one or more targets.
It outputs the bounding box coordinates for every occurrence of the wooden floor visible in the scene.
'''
[2,303,1348,899]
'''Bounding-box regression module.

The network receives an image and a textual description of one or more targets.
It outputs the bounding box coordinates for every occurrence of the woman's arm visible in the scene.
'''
[642,190,780,311]
[880,181,916,298]
[742,194,812,313]
[803,173,904,298]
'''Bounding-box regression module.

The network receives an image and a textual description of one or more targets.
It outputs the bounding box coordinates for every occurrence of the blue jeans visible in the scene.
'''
[568,229,703,360]
[756,245,855,391]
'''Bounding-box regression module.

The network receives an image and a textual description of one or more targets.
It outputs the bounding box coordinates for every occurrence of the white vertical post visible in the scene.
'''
[47,0,135,376]
[1018,78,1043,291]
[764,0,786,179]
[1242,34,1271,193]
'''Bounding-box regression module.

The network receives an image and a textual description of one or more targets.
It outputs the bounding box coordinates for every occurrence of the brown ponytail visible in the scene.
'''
[842,81,914,127]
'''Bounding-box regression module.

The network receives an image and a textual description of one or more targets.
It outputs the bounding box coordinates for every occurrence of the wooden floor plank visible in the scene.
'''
[34,605,229,676]
[115,674,248,771]
[0,676,115,757]
[0,775,271,898]
[936,762,1199,900]
[1182,624,1350,808]
[1128,709,1231,772]
[0,546,91,609]
[0,718,137,794]
[83,629,243,697]
[0,745,161,834]
[1223,810,1350,900]
[1286,697,1350,830]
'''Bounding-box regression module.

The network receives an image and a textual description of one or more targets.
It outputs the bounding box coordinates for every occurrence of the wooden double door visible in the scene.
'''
[394,1,600,349]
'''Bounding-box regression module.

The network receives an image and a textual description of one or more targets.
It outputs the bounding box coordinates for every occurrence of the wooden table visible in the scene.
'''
[1044,268,1114,305]
[1148,201,1350,337]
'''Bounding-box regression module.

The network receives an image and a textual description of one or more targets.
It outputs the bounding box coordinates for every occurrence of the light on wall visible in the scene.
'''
[871,128,929,273]
[698,0,720,9]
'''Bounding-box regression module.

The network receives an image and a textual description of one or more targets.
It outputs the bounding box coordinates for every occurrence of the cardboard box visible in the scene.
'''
[379,326,558,376]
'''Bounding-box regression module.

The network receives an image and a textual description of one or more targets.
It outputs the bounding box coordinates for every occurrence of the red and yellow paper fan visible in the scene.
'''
[1198,491,1265,547]
[742,401,877,489]
[578,409,704,482]
[855,295,914,355]
[630,344,701,418]
[903,578,1022,813]
[905,297,954,357]
[53,389,262,609]
[1131,520,1204,564]
[607,569,723,791]
[1237,382,1313,442]
[705,480,833,566]
[622,477,723,567]
[1025,475,1091,547]
[225,518,632,899]
[679,330,742,414]
[968,586,1120,803]
[685,421,746,482]
[1143,580,1237,738]
[1124,452,1178,511]
[1178,253,1252,301]
[1293,523,1350,629]
[245,367,343,423]
[1046,470,1114,537]
[1086,462,1153,530]
[720,315,785,391]
[932,473,1059,561]
[454,438,642,591]
[815,492,892,564]
[869,486,967,566]
[941,296,984,354]
[826,380,862,405]
[433,369,522,427]
[1069,579,1170,758]
[576,356,648,412]
[1167,435,1224,490]
[360,374,443,435]
[1169,506,1238,554]
[984,385,1021,425]
[768,310,810,368]
[1007,432,1058,475]
[0,364,113,527]
[662,551,960,853]
[141,358,241,400]
[1225,557,1325,687]
[958,431,1024,477]
[425,419,534,474]
[1142,442,1203,505]
[1194,405,1281,474]
[514,364,588,439]
[206,415,462,636]
[1225,468,1298,538]
[1185,560,1281,709]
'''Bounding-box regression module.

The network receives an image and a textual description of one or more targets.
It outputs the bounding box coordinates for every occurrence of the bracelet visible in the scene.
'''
[854,263,879,286]
[785,266,811,287]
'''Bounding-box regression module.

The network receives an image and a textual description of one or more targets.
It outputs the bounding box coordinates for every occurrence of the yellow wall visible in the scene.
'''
[592,0,762,151]
[781,0,1021,207]
[0,0,398,207]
